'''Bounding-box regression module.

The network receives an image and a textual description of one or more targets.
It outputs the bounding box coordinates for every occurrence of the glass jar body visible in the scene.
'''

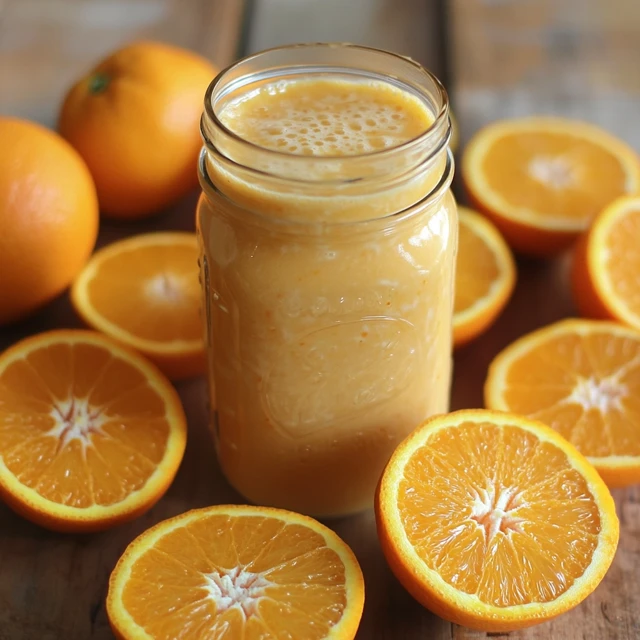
[197,44,457,516]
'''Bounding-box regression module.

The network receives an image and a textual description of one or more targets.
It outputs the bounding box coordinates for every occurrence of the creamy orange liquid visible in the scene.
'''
[220,78,432,155]
[198,76,457,516]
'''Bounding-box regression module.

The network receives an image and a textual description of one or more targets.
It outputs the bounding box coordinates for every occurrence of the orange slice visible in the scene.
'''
[462,117,640,256]
[375,409,619,632]
[485,319,640,487]
[107,505,365,640]
[572,194,640,332]
[71,232,204,381]
[0,330,187,532]
[454,206,516,347]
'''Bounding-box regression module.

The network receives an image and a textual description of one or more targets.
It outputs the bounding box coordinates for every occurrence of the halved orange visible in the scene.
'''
[376,409,619,632]
[107,505,365,640]
[454,206,516,347]
[462,117,640,256]
[485,319,640,487]
[71,232,204,381]
[0,330,187,532]
[572,194,640,332]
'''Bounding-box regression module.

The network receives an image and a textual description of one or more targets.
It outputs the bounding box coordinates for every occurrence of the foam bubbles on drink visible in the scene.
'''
[219,77,433,157]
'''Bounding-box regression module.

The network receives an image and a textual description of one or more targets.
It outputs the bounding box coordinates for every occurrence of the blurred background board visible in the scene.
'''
[247,0,444,69]
[0,0,247,124]
[448,0,640,147]
[0,0,639,638]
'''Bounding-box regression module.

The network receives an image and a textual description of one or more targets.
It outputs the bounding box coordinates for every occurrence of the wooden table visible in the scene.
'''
[1,1,639,638]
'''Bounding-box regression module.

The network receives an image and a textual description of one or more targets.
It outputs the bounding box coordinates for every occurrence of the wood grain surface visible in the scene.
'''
[1,0,639,638]
[448,0,640,147]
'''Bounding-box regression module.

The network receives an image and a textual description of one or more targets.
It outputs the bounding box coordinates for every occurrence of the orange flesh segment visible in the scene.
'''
[220,78,433,157]
[482,131,628,220]
[602,207,640,317]
[454,216,501,314]
[501,332,640,457]
[0,342,170,507]
[121,514,347,639]
[85,241,201,343]
[398,422,601,607]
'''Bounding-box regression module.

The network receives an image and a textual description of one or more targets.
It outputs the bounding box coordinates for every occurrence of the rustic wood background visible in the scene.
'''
[1,0,639,638]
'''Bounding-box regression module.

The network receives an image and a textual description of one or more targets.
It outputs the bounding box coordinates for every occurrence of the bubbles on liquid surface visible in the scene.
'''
[219,78,433,157]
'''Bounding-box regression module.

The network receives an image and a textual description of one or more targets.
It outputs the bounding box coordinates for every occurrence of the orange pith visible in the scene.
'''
[572,195,640,332]
[71,232,205,380]
[107,505,365,640]
[462,117,640,256]
[454,207,516,347]
[485,319,640,487]
[375,410,618,632]
[0,330,187,532]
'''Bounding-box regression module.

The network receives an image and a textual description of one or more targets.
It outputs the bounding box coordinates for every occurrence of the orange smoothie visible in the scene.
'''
[198,59,456,516]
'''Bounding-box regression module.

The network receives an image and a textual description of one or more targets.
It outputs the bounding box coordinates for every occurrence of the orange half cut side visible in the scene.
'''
[0,330,187,532]
[572,194,640,332]
[107,505,365,640]
[376,409,619,631]
[72,232,204,380]
[485,319,640,487]
[462,117,640,256]
[454,206,516,347]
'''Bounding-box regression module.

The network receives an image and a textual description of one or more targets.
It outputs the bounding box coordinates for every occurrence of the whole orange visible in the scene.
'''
[58,41,218,219]
[0,118,99,326]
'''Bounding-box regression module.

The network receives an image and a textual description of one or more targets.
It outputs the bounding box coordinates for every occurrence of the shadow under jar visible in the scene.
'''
[197,43,457,518]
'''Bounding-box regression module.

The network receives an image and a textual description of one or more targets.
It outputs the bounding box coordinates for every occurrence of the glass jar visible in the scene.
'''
[197,44,457,517]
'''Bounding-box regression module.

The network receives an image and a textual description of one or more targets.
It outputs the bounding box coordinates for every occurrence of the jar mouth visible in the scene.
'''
[202,42,450,169]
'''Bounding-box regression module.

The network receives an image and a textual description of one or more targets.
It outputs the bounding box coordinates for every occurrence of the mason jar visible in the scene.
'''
[197,43,457,517]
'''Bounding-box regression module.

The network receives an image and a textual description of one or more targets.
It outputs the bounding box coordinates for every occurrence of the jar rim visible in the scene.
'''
[202,42,450,165]
[198,147,455,232]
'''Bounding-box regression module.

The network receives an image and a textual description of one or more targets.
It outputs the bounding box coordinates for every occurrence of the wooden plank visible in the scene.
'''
[2,0,638,638]
[247,0,443,71]
[0,2,246,639]
[449,1,640,639]
[448,0,640,146]
[0,0,245,126]
[246,7,452,639]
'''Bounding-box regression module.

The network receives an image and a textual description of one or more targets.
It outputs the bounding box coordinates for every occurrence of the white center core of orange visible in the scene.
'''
[204,567,272,618]
[47,398,106,451]
[145,273,184,302]
[528,155,576,189]
[471,486,525,543]
[48,398,105,451]
[569,376,627,413]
